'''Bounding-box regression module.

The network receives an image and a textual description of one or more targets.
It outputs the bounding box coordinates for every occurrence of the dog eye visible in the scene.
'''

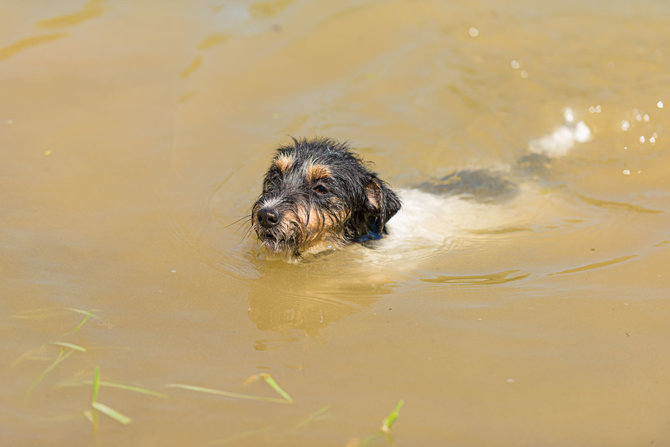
[313,184,329,195]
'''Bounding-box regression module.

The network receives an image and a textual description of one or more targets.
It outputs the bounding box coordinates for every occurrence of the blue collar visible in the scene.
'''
[357,221,383,242]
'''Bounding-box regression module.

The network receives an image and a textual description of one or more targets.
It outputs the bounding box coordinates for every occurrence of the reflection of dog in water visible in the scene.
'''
[251,111,591,261]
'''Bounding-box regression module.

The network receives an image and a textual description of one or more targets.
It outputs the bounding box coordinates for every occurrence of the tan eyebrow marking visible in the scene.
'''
[305,162,331,182]
[274,154,293,172]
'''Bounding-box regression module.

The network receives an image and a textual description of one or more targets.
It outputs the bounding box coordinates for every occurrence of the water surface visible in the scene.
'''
[2,0,670,445]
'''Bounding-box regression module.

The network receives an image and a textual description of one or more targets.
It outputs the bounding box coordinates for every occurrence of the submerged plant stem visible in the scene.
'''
[26,349,74,397]
[59,379,167,398]
[166,383,290,404]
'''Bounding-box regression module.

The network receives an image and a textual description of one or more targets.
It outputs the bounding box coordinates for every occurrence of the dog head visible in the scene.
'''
[251,137,401,259]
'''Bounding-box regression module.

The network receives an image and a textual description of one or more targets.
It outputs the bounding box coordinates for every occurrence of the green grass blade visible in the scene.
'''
[245,373,294,403]
[12,308,69,319]
[381,400,404,433]
[68,308,98,333]
[166,383,289,404]
[12,307,98,323]
[92,402,131,425]
[67,308,99,319]
[72,314,91,333]
[92,366,101,404]
[259,373,294,403]
[98,380,167,398]
[359,400,406,446]
[59,380,167,398]
[50,341,86,352]
[90,368,101,431]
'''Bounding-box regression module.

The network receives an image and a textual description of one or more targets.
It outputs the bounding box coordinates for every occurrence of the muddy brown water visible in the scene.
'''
[2,1,670,445]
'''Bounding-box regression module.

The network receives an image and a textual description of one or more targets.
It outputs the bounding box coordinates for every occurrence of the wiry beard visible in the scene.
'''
[251,200,348,260]
[252,206,302,257]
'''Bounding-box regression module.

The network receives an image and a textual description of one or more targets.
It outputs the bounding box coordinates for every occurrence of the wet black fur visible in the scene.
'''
[252,137,401,257]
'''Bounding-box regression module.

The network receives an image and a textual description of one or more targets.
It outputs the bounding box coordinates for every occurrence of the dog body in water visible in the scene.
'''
[251,137,523,262]
[251,113,591,261]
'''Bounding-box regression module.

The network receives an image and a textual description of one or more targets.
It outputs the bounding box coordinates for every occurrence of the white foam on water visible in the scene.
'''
[528,108,592,158]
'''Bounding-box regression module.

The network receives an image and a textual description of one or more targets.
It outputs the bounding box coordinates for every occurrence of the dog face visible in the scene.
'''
[251,138,401,259]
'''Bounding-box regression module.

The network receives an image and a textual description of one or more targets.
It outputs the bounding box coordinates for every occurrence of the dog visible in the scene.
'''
[251,110,591,261]
[251,137,401,261]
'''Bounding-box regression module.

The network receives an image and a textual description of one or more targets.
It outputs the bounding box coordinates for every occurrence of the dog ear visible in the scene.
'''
[365,176,401,232]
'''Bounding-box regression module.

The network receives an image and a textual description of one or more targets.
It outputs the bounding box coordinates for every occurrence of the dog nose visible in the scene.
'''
[257,208,280,228]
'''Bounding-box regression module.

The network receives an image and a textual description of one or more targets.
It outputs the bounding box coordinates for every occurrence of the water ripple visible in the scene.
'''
[421,269,530,285]
[549,255,637,276]
[36,0,107,28]
[0,33,67,61]
[578,194,663,214]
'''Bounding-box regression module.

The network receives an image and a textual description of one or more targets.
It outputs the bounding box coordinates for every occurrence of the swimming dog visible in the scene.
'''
[251,112,591,261]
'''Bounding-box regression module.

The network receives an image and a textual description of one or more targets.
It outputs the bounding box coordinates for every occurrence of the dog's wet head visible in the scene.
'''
[251,138,401,260]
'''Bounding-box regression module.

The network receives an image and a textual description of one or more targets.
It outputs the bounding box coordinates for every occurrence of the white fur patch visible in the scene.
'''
[350,182,556,268]
[258,195,282,210]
